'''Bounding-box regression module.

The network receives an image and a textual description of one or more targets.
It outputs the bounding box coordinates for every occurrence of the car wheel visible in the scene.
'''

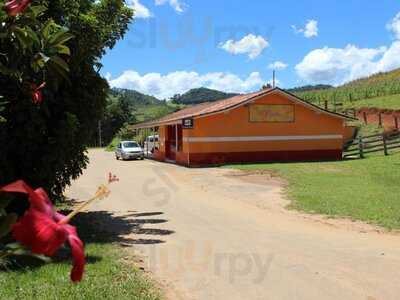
[116,154,119,160]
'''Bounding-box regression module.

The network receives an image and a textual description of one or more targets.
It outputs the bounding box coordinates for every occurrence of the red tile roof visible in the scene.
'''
[132,90,268,128]
[132,88,353,129]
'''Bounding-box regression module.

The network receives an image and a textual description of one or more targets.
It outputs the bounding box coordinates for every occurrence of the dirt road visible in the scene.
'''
[66,149,400,300]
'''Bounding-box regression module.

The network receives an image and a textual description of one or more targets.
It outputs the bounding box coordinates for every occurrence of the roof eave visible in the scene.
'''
[131,87,356,129]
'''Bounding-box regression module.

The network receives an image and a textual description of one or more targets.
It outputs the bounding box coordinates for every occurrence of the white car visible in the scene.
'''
[115,141,144,160]
[144,135,159,155]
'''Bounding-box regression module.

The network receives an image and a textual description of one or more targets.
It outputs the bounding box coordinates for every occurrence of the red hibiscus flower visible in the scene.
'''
[4,0,31,17]
[1,180,85,282]
[31,82,46,105]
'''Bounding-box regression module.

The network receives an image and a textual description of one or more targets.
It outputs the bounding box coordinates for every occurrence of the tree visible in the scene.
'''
[100,94,136,145]
[0,0,133,198]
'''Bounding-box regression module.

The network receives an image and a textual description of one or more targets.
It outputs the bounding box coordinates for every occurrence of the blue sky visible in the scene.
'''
[102,0,400,99]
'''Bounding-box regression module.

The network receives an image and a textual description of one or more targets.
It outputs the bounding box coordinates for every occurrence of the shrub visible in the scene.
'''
[0,0,133,199]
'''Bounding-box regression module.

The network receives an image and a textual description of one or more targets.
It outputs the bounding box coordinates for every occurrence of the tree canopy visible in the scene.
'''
[0,0,133,198]
[171,87,238,105]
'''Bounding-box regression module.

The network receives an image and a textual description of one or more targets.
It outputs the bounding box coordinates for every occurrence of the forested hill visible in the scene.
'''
[287,84,333,93]
[101,89,178,145]
[170,87,239,105]
[110,88,162,106]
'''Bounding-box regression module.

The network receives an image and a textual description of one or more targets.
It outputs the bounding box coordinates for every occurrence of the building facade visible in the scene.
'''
[134,88,356,166]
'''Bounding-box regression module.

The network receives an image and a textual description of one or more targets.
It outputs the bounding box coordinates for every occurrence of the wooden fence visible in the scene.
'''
[343,130,400,159]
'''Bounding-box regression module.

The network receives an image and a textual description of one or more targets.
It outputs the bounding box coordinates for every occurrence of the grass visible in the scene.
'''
[227,153,400,230]
[134,104,178,124]
[0,206,162,300]
[106,136,121,151]
[0,244,161,300]
[344,93,400,110]
[358,123,384,136]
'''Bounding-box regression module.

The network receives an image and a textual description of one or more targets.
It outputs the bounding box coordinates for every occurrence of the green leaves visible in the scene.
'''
[47,56,70,82]
[0,0,133,205]
[0,5,74,85]
[0,195,16,238]
[0,213,17,239]
[27,4,47,19]
[25,26,40,47]
[13,26,33,51]
[53,44,71,56]
[48,31,74,48]
[41,19,75,51]
[38,20,74,82]
[0,2,7,23]
[1,243,52,263]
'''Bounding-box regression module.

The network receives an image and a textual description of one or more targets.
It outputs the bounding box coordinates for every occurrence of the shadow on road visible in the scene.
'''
[70,209,175,246]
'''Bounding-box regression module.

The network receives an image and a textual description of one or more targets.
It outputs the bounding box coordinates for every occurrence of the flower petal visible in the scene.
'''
[65,225,85,282]
[33,188,55,216]
[53,211,68,223]
[5,0,32,16]
[0,180,55,216]
[1,180,36,197]
[12,209,67,256]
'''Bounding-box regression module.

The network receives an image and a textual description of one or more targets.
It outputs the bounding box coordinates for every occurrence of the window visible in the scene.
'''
[249,104,295,122]
[123,142,139,148]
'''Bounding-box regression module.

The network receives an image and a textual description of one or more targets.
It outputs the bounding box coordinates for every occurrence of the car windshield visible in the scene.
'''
[123,142,139,148]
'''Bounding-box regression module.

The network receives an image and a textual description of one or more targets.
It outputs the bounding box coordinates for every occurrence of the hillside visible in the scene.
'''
[109,88,180,123]
[293,68,400,109]
[288,84,333,93]
[110,88,161,106]
[171,87,238,105]
[101,89,180,146]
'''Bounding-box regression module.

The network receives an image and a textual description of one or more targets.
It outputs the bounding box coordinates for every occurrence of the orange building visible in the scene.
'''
[134,88,356,166]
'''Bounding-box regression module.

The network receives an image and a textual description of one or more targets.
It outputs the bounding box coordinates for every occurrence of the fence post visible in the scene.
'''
[395,116,399,130]
[324,101,328,110]
[363,112,367,124]
[358,136,364,159]
[378,113,382,126]
[383,134,389,156]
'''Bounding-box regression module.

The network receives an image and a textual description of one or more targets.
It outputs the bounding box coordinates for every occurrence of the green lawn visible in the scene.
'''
[0,244,160,300]
[0,208,162,300]
[227,153,400,229]
[357,123,384,136]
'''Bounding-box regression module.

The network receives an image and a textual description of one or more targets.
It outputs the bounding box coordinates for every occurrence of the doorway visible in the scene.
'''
[165,124,182,161]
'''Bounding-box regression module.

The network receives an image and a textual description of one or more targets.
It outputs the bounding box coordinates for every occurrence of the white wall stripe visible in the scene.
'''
[182,135,343,143]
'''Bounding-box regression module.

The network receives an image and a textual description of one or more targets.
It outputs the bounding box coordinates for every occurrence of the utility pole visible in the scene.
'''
[98,120,102,148]
[272,70,276,88]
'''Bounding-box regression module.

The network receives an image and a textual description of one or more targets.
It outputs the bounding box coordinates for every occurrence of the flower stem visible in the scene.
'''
[59,184,110,225]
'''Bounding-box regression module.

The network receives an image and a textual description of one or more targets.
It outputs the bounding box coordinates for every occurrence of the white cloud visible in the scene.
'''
[294,44,400,84]
[295,12,400,85]
[292,20,318,38]
[266,78,281,87]
[108,70,264,99]
[268,61,288,70]
[376,41,400,71]
[104,72,112,81]
[155,0,186,13]
[387,12,400,40]
[126,0,152,18]
[219,34,269,60]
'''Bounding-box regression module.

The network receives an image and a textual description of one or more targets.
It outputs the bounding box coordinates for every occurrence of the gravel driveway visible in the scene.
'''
[65,149,400,300]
